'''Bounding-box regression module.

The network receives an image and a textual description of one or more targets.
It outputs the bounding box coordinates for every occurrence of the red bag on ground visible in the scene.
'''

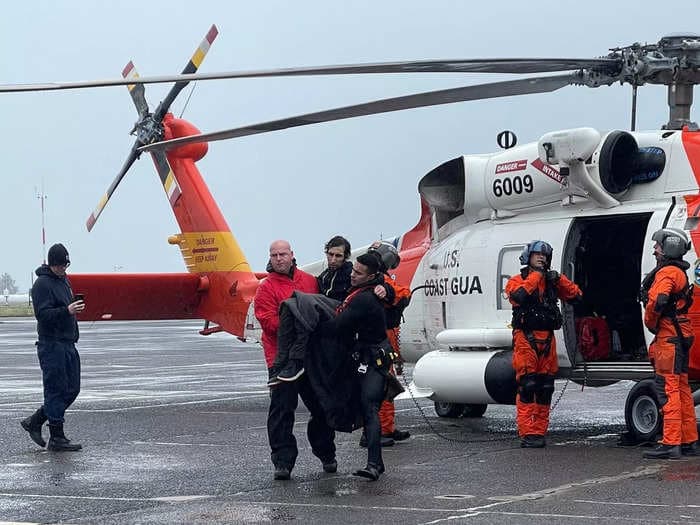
[577,316,611,361]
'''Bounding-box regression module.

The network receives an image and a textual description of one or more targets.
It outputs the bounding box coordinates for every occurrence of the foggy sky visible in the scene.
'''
[3,0,698,291]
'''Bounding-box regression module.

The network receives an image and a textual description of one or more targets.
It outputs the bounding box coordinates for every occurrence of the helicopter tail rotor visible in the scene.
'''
[85,25,218,232]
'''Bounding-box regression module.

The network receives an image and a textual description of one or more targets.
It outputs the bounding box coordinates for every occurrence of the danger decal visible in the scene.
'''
[495,159,527,174]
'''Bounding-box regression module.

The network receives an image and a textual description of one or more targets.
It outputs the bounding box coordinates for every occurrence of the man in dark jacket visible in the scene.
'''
[317,235,353,301]
[21,243,85,451]
[323,252,391,481]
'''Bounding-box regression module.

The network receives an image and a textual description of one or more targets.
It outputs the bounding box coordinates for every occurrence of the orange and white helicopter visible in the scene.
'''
[5,27,700,442]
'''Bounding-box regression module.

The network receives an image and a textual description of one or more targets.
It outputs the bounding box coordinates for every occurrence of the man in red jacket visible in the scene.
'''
[254,239,336,480]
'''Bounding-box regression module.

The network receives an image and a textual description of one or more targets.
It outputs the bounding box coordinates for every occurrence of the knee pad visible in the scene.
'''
[518,374,538,404]
[536,375,555,405]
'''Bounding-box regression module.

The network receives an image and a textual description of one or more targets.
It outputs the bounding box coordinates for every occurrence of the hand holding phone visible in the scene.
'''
[69,294,85,315]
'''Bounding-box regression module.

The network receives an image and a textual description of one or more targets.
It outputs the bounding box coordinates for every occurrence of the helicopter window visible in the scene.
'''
[684,217,700,231]
[497,246,525,310]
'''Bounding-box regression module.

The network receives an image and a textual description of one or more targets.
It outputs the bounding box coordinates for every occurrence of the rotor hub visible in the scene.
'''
[135,114,165,145]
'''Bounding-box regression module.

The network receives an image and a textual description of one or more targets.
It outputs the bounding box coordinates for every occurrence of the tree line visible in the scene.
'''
[1,273,19,294]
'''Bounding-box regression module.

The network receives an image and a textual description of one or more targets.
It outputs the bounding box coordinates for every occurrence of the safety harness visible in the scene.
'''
[511,269,563,357]
[639,260,694,347]
[336,285,394,372]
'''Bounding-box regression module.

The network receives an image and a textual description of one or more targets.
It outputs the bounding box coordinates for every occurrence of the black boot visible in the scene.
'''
[47,423,82,452]
[520,435,546,448]
[643,444,681,460]
[359,432,395,448]
[273,466,291,480]
[20,407,47,448]
[681,441,699,456]
[352,464,380,481]
[384,429,410,441]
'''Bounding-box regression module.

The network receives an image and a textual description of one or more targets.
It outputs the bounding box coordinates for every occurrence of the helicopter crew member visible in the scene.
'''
[640,228,698,459]
[506,240,582,448]
[254,240,337,480]
[21,243,84,452]
[317,235,353,302]
[366,241,412,446]
[323,252,391,481]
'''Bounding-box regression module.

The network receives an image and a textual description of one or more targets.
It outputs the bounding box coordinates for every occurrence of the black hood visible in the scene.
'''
[35,264,64,279]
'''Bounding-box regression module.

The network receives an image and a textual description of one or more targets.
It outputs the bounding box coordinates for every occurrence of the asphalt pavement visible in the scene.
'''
[0,318,698,524]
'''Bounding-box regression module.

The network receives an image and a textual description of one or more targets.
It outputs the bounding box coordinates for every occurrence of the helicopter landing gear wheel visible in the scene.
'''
[462,403,487,418]
[434,402,465,418]
[624,378,662,443]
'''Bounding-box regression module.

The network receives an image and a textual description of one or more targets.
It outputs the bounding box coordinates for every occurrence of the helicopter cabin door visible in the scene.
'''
[493,216,573,365]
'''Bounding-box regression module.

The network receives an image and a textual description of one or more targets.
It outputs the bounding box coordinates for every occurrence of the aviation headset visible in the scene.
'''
[519,240,553,266]
[651,228,691,260]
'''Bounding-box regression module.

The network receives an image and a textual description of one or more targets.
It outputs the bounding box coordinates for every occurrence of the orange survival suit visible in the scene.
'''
[506,244,581,442]
[378,274,411,437]
[641,259,698,447]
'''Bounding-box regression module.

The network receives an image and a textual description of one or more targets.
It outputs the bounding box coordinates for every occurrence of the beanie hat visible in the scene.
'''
[48,243,70,266]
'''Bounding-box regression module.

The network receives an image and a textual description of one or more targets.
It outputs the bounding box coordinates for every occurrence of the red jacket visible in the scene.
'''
[254,268,318,367]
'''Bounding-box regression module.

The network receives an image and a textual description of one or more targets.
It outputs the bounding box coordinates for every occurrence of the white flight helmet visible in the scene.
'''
[651,228,691,259]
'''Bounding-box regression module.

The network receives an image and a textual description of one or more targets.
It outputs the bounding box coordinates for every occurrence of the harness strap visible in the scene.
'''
[524,331,553,356]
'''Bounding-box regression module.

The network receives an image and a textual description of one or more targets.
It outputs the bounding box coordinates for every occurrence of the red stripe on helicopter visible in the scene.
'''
[122,61,135,78]
[168,188,182,206]
[530,158,564,184]
[192,247,219,254]
[681,131,700,256]
[206,25,219,44]
[495,159,527,174]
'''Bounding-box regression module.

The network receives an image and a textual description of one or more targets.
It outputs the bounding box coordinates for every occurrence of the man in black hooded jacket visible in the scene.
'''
[20,243,84,451]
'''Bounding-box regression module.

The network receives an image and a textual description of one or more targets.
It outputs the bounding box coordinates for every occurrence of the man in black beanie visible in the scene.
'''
[20,243,85,451]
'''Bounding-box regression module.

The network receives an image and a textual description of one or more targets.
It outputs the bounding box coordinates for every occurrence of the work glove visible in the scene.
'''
[545,270,560,283]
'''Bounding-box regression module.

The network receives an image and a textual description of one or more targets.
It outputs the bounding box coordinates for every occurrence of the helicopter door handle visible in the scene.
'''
[568,262,575,282]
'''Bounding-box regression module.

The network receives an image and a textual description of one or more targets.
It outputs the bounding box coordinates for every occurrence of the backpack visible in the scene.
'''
[577,316,611,361]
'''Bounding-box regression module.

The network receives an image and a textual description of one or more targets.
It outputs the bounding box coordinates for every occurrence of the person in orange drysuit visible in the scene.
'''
[506,240,582,448]
[640,228,698,460]
[371,242,412,443]
[358,241,412,447]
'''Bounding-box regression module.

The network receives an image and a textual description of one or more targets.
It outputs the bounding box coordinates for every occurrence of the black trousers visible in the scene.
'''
[267,373,336,470]
[37,339,81,424]
[359,365,387,470]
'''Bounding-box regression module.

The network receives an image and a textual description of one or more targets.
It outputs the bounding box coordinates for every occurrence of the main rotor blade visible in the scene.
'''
[122,61,149,118]
[141,74,576,152]
[0,58,618,93]
[86,142,140,231]
[152,25,218,122]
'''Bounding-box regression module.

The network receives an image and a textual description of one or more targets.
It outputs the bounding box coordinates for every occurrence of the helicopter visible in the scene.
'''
[4,27,700,442]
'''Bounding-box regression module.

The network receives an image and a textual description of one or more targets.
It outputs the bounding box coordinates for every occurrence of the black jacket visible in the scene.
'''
[325,282,388,352]
[31,265,79,342]
[317,261,352,302]
[280,291,362,432]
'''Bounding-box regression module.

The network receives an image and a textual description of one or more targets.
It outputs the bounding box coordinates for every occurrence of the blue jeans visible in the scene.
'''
[37,339,81,424]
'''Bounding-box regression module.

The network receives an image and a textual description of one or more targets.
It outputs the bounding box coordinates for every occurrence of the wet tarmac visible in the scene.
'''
[0,318,698,524]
